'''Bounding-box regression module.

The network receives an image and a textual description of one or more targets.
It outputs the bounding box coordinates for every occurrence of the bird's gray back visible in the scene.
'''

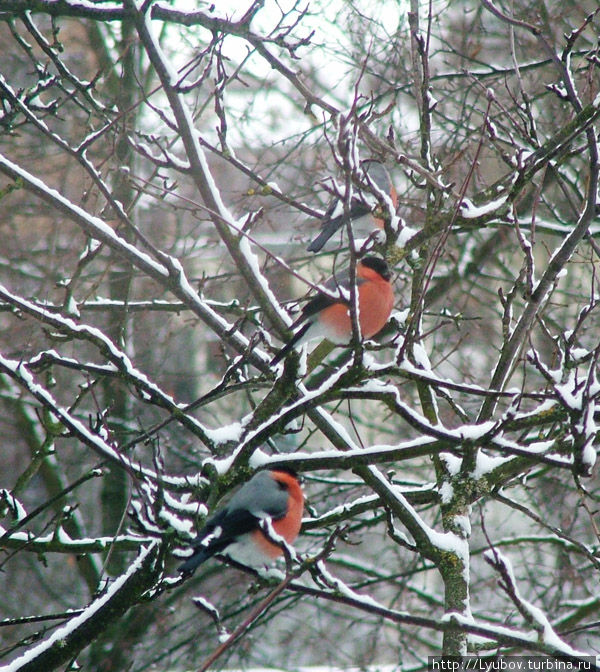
[225,471,288,520]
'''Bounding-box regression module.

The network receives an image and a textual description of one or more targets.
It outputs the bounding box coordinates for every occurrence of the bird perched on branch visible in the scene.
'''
[178,469,304,574]
[307,160,398,253]
[271,256,394,365]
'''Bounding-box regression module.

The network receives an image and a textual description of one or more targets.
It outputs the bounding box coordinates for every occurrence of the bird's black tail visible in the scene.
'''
[306,217,343,253]
[178,538,229,576]
[271,322,311,365]
[178,548,211,576]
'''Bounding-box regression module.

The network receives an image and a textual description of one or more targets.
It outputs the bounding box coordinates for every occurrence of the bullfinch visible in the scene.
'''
[271,256,394,365]
[178,469,304,574]
[307,160,398,253]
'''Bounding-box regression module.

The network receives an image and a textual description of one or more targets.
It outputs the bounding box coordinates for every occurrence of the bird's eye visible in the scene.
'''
[276,480,288,491]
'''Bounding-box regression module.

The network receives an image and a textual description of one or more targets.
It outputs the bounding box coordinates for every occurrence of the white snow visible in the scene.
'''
[0,527,148,551]
[459,194,508,219]
[0,155,169,278]
[223,361,362,468]
[158,508,195,535]
[0,353,172,483]
[453,514,472,538]
[203,453,237,476]
[367,466,470,569]
[412,342,431,370]
[570,347,590,361]
[238,235,290,323]
[204,422,244,446]
[396,224,418,248]
[440,452,462,475]
[0,491,27,521]
[247,448,273,469]
[64,295,80,318]
[0,284,217,443]
[582,440,597,470]
[439,481,454,504]
[265,434,437,472]
[4,543,157,671]
[315,560,387,610]
[483,549,587,656]
[471,451,512,478]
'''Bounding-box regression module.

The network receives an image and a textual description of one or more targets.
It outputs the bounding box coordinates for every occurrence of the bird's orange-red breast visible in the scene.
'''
[307,160,398,253]
[271,256,394,365]
[178,469,304,574]
[250,470,304,559]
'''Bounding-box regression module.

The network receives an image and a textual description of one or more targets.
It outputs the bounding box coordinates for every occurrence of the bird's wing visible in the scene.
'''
[361,160,392,193]
[179,473,290,572]
[180,506,259,569]
[298,267,366,322]
[196,472,289,545]
[227,470,290,520]
[307,198,372,252]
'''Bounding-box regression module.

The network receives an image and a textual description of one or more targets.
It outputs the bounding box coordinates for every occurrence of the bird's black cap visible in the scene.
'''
[360,256,392,281]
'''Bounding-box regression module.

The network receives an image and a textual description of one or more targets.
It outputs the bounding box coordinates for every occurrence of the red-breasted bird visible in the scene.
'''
[271,256,394,365]
[178,469,304,574]
[307,160,398,253]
